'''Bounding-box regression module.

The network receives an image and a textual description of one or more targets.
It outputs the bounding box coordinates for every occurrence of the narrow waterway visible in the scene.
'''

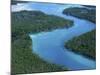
[12,2,96,70]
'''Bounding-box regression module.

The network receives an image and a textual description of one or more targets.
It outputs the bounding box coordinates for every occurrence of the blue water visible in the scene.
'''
[12,2,96,70]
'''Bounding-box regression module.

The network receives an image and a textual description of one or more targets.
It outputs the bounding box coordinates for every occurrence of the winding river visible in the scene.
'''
[12,2,96,70]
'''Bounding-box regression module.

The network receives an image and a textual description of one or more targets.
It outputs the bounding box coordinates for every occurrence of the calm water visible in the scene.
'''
[12,2,96,70]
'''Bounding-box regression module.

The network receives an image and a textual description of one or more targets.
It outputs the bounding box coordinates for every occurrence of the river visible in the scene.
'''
[12,2,96,70]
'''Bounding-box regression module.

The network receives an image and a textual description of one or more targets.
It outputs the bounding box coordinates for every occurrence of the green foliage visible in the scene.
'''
[12,10,73,41]
[11,0,29,5]
[82,5,96,9]
[63,7,96,23]
[11,10,73,74]
[11,35,67,74]
[64,30,96,60]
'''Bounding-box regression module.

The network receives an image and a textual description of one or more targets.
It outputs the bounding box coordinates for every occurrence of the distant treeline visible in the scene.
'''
[82,5,96,9]
[63,7,96,23]
[11,0,29,5]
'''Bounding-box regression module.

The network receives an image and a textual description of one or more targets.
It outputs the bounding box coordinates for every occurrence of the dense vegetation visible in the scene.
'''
[63,7,96,23]
[64,30,96,60]
[82,5,96,9]
[11,0,29,5]
[12,11,73,41]
[11,10,73,74]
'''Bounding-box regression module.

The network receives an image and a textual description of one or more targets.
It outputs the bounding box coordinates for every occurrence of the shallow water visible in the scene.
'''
[29,27,95,70]
[12,2,96,70]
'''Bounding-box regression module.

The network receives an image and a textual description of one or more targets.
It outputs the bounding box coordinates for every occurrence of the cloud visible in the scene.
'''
[11,3,34,12]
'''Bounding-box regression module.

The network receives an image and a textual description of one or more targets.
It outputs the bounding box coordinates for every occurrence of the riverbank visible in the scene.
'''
[11,10,73,74]
[12,35,68,74]
[63,7,96,23]
[64,30,96,60]
[63,6,96,60]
